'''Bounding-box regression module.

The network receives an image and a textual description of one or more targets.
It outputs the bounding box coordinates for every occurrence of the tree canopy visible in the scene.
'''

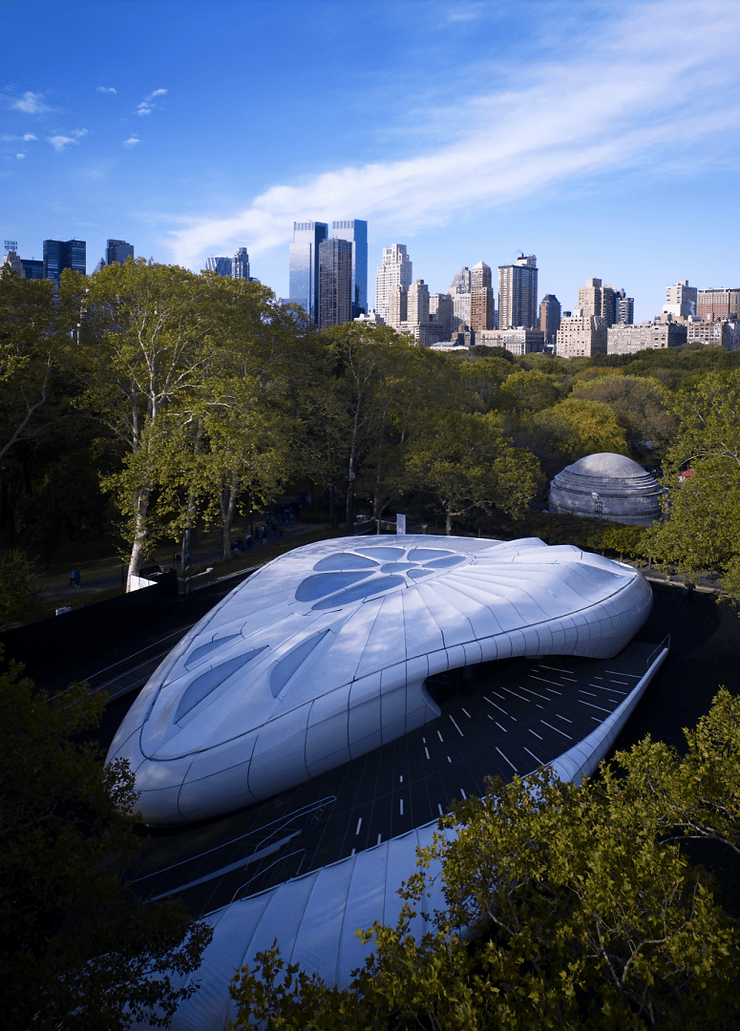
[229,689,740,1030]
[0,653,212,1030]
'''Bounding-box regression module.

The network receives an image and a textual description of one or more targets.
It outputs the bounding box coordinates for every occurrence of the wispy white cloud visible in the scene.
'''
[123,136,141,148]
[135,88,167,116]
[163,1,740,271]
[11,90,51,113]
[48,135,78,152]
[17,153,25,159]
[23,133,37,141]
[71,128,89,138]
[97,86,117,93]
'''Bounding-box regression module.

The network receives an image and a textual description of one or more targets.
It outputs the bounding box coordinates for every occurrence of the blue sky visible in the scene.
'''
[2,0,739,321]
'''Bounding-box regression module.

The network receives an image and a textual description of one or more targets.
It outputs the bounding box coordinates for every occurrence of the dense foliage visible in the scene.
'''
[2,262,740,598]
[0,653,212,1030]
[229,690,740,1030]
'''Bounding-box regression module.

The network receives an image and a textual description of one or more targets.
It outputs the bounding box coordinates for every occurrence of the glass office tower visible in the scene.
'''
[318,238,353,328]
[43,239,86,286]
[332,219,367,318]
[232,247,250,280]
[289,221,328,323]
[205,256,233,276]
[106,239,134,265]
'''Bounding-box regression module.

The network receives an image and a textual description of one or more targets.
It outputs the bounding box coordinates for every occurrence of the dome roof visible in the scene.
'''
[549,453,662,525]
[566,452,647,478]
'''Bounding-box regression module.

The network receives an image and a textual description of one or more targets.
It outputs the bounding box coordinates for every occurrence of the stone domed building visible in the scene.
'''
[549,453,662,526]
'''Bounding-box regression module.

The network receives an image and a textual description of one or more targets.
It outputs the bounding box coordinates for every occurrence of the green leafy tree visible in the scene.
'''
[648,369,740,599]
[0,549,38,628]
[0,653,212,1030]
[404,411,542,534]
[570,374,677,460]
[229,690,740,1031]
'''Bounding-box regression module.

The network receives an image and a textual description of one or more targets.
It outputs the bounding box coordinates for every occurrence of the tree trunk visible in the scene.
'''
[445,509,453,536]
[220,473,239,560]
[126,486,150,591]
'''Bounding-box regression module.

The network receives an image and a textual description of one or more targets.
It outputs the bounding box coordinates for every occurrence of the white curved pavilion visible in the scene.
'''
[108,535,652,827]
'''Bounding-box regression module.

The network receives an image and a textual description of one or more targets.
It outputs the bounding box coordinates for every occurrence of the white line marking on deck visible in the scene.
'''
[495,721,507,732]
[541,719,572,739]
[424,747,430,759]
[438,803,444,815]
[555,713,573,723]
[377,833,382,845]
[578,698,612,714]
[524,746,544,765]
[449,715,464,737]
[355,818,362,835]
[462,707,472,718]
[495,746,518,772]
[447,755,452,763]
[399,799,404,815]
[460,788,467,799]
[529,729,543,739]
[399,775,403,783]
[437,730,444,742]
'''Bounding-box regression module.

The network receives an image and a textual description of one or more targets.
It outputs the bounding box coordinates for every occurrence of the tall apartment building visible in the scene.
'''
[478,328,545,356]
[232,246,250,280]
[697,288,740,321]
[386,284,408,329]
[406,279,430,326]
[607,321,686,355]
[685,318,740,350]
[469,261,494,332]
[2,241,24,278]
[614,288,634,325]
[539,294,561,346]
[375,244,412,323]
[205,256,233,276]
[43,238,86,286]
[332,220,367,318]
[447,266,472,328]
[106,239,134,265]
[663,279,697,318]
[498,254,538,330]
[318,237,352,328]
[430,292,454,338]
[556,315,607,358]
[289,221,328,323]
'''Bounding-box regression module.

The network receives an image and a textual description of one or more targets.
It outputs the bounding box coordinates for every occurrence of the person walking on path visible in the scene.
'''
[69,569,81,588]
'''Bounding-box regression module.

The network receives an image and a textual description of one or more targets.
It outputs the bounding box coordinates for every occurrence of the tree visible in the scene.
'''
[648,369,740,599]
[229,690,740,1030]
[403,411,542,535]
[570,374,677,460]
[69,260,219,589]
[0,652,211,1030]
[0,549,38,628]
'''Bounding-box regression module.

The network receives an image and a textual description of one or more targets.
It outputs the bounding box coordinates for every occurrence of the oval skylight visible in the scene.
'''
[175,646,268,722]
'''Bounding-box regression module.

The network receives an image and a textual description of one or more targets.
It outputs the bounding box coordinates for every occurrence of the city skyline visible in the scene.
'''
[2,1,739,321]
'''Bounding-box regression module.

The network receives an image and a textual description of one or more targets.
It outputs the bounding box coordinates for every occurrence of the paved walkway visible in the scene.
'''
[40,521,333,608]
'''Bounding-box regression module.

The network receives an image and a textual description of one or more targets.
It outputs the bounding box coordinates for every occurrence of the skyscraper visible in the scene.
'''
[43,239,86,286]
[232,247,250,280]
[539,294,561,346]
[375,244,412,323]
[498,254,538,330]
[448,267,472,327]
[614,288,634,325]
[469,261,494,332]
[318,237,352,328]
[205,256,233,276]
[332,220,367,318]
[106,239,134,265]
[290,221,328,323]
[663,280,697,319]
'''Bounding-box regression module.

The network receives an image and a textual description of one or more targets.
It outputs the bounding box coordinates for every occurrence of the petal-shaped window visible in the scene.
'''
[270,629,331,698]
[380,562,418,573]
[313,553,379,571]
[295,571,372,602]
[424,555,467,569]
[407,568,435,580]
[185,634,241,670]
[407,548,454,562]
[175,646,268,722]
[311,574,404,610]
[355,547,406,561]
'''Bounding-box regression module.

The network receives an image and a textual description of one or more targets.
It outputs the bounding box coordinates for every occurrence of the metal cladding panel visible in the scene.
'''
[305,687,351,773]
[415,583,475,647]
[379,683,409,742]
[136,784,187,825]
[337,844,390,976]
[400,587,446,658]
[178,740,259,819]
[247,707,311,798]
[242,873,320,965]
[354,592,407,682]
[288,859,357,983]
